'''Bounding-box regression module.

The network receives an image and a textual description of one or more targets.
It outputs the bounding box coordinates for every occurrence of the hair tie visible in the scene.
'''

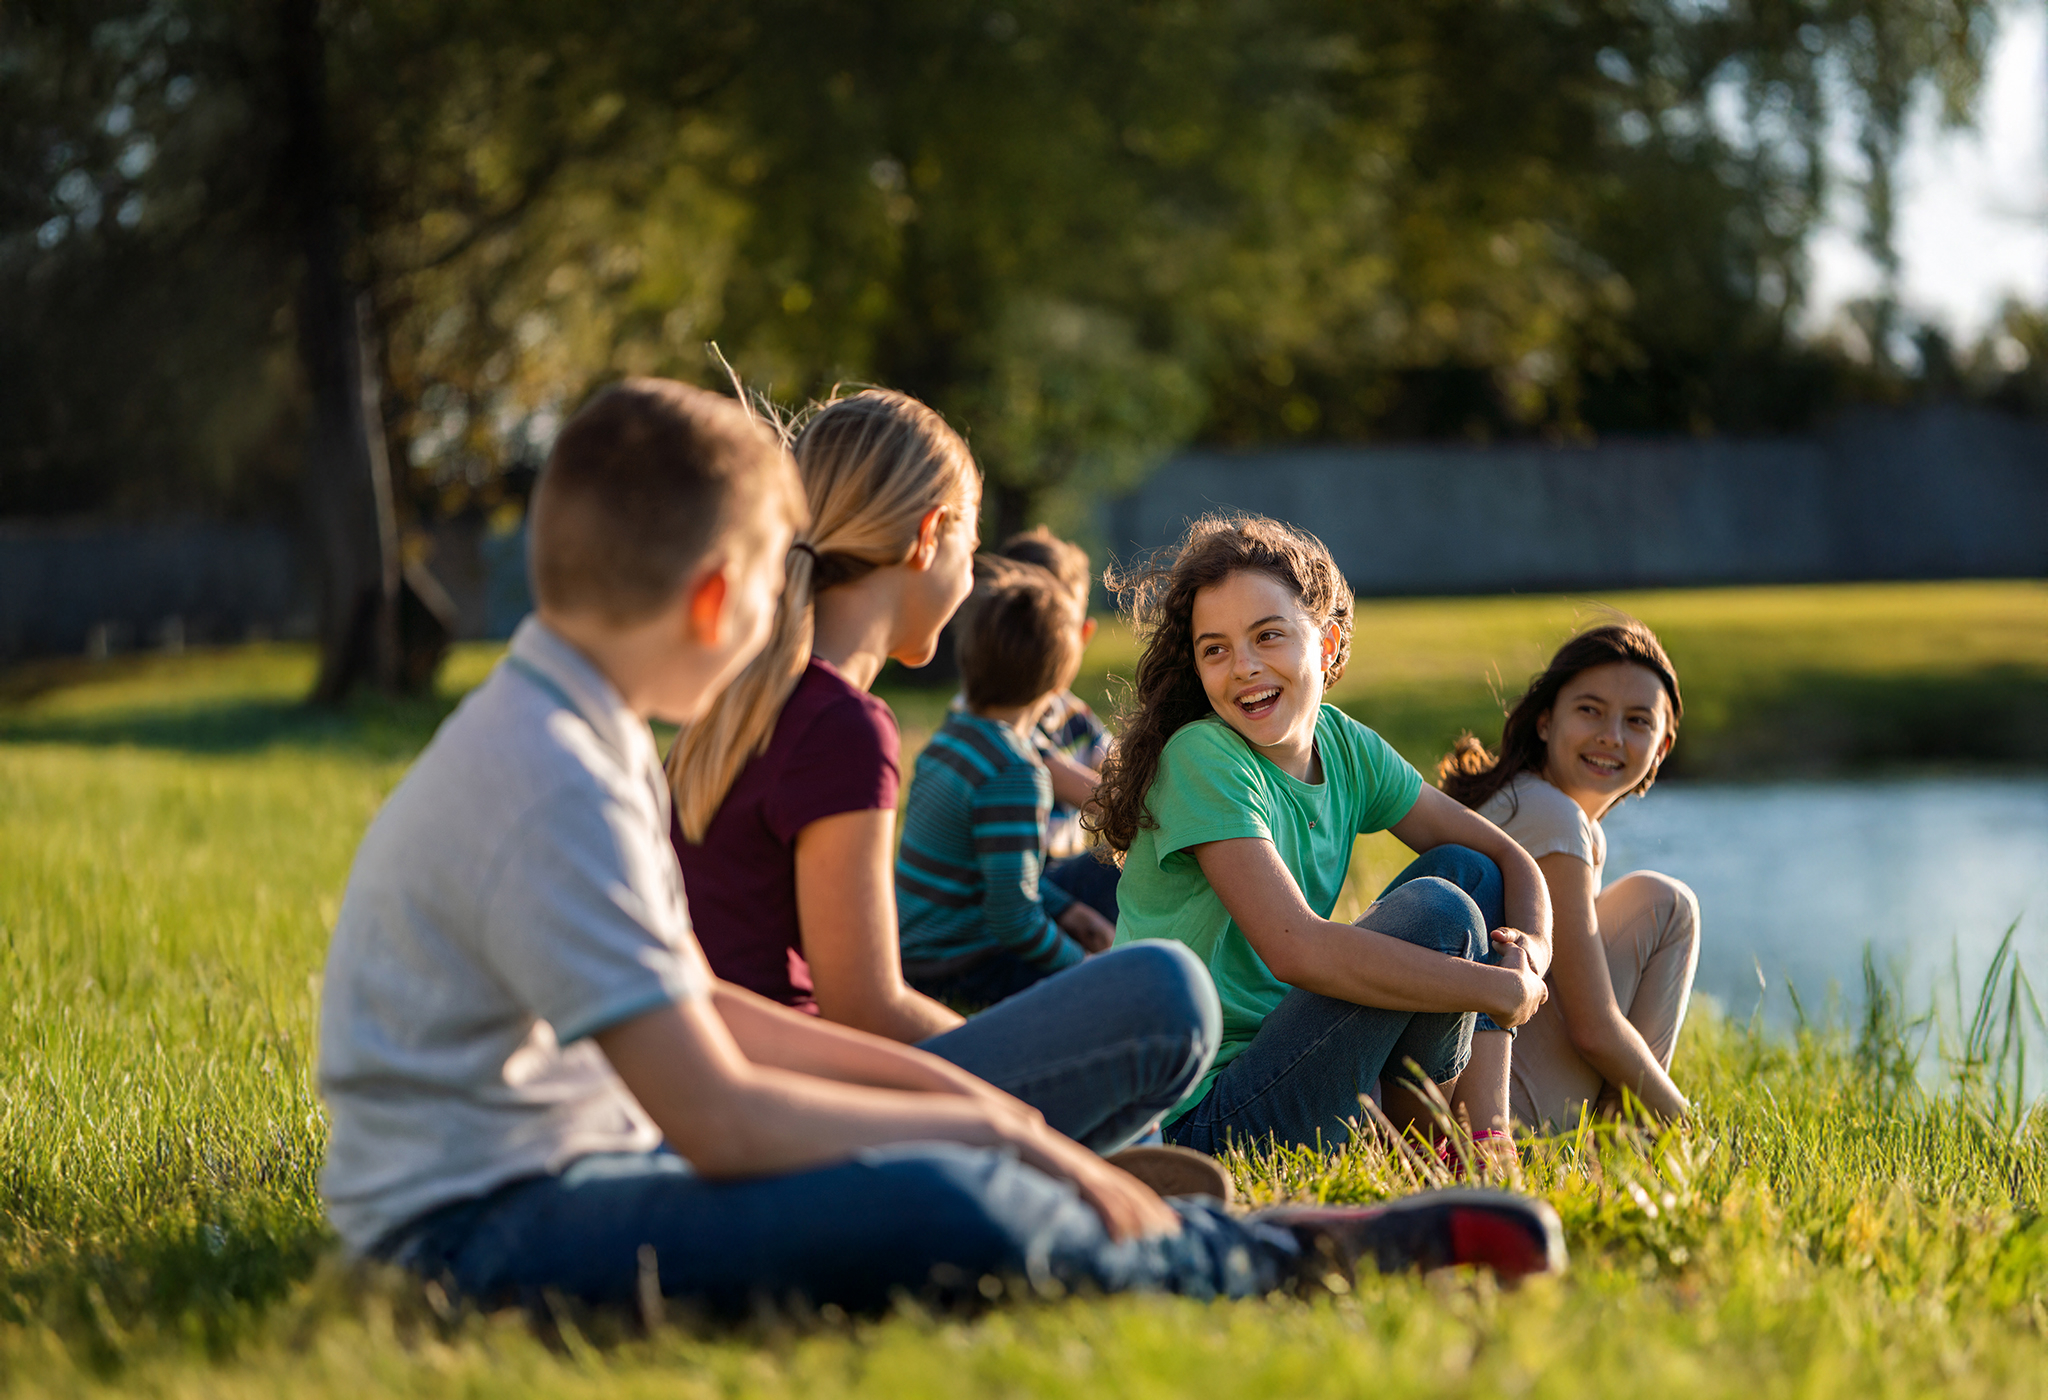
[790,541,820,562]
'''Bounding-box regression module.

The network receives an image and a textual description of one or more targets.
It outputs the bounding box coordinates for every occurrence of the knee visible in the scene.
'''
[1429,843,1497,887]
[1614,870,1700,943]
[1101,940,1223,1058]
[1359,876,1487,960]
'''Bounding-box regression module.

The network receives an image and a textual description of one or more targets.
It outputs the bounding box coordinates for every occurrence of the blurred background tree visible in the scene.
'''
[2,0,2035,696]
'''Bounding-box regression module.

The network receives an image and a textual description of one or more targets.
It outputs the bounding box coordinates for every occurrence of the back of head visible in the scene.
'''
[956,561,1083,713]
[1437,617,1683,810]
[530,378,799,623]
[668,387,979,841]
[1089,513,1352,853]
[999,526,1092,612]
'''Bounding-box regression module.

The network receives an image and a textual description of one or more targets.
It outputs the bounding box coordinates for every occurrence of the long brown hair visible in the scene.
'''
[1088,514,1352,854]
[1437,619,1683,813]
[666,388,978,841]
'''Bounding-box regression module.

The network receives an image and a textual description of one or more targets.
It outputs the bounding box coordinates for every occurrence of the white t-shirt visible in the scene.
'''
[318,617,711,1253]
[1476,772,1606,885]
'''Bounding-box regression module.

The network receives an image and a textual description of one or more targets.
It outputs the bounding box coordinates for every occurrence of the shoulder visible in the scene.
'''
[928,712,1038,780]
[448,663,641,809]
[1486,773,1599,862]
[1317,706,1413,782]
[780,662,899,761]
[1162,715,1253,765]
[1152,717,1264,801]
[352,666,645,905]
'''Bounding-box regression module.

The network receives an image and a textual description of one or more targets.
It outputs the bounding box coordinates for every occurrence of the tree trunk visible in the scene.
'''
[280,0,402,704]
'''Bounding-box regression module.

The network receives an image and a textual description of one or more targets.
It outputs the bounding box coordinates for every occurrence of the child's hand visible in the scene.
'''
[1486,927,1547,1026]
[1489,926,1533,973]
[1056,901,1117,953]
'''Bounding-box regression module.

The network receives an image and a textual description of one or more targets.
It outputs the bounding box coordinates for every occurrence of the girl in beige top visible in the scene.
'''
[1438,621,1701,1130]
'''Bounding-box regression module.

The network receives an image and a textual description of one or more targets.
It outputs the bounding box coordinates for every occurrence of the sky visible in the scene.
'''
[1804,4,2048,347]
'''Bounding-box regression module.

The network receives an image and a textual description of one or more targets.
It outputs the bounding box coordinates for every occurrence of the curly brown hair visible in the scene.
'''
[1087,514,1353,855]
[1436,619,1683,814]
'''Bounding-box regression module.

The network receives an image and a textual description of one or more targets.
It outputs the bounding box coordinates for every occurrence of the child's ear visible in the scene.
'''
[1080,615,1098,646]
[1320,620,1338,672]
[907,506,947,570]
[685,563,730,647]
[1536,709,1552,743]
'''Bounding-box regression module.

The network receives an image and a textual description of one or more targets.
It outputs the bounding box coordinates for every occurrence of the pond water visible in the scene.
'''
[1600,777,2048,1034]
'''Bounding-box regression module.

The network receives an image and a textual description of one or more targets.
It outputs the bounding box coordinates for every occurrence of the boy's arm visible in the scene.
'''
[1387,785,1554,976]
[972,766,1085,969]
[594,995,1179,1241]
[710,977,991,1099]
[1043,750,1102,811]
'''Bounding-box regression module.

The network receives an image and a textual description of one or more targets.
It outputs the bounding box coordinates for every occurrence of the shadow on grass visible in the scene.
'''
[0,688,468,761]
[1,1206,334,1369]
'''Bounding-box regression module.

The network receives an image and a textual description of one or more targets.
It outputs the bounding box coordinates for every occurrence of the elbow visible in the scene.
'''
[1563,1015,1619,1064]
[1259,942,1307,987]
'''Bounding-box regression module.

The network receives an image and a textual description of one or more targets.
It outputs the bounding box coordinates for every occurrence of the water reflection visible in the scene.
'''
[1601,778,2048,1031]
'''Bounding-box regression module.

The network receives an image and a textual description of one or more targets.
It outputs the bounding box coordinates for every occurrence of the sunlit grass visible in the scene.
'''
[0,580,2042,1393]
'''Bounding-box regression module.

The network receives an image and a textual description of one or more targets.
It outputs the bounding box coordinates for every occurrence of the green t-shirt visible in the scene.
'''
[1112,706,1425,1122]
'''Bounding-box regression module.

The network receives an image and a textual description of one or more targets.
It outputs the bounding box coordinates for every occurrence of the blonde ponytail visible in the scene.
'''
[667,388,978,841]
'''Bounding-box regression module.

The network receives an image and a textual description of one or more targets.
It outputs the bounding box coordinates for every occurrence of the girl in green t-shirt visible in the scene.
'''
[1096,514,1553,1161]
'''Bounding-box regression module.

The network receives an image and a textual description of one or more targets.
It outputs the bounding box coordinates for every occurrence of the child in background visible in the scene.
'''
[997,527,1121,922]
[1097,514,1554,1159]
[898,564,1118,1008]
[1439,620,1700,1129]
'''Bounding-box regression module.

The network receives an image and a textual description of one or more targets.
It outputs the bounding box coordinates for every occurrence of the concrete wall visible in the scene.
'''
[1102,403,2048,595]
[0,519,313,663]
[0,517,523,663]
[5,403,2041,662]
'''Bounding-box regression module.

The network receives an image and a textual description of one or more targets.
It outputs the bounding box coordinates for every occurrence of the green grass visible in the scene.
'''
[0,581,2044,1395]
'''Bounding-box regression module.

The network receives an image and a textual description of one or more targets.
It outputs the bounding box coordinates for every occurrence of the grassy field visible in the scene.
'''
[0,580,2044,1395]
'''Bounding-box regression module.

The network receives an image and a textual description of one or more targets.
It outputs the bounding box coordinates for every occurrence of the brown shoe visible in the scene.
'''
[1106,1144,1235,1205]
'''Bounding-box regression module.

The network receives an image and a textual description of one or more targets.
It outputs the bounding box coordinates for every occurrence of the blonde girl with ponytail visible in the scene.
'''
[666,388,1226,1168]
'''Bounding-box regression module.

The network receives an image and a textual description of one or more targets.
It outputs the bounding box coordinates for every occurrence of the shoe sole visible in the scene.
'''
[1266,1188,1567,1279]
[1105,1145,1236,1205]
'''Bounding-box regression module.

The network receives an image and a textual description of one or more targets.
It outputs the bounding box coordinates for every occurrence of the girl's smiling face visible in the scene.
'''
[1190,569,1338,781]
[1537,660,1676,817]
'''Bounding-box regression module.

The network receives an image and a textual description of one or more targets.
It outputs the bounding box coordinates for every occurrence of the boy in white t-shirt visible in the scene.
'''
[319,379,1564,1313]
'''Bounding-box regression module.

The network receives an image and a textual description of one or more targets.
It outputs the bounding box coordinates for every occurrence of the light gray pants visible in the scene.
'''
[1509,870,1701,1131]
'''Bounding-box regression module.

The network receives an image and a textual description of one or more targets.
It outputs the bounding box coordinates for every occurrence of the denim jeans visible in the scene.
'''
[1165,845,1507,1155]
[381,1143,1301,1314]
[1045,852,1121,923]
[916,940,1220,1153]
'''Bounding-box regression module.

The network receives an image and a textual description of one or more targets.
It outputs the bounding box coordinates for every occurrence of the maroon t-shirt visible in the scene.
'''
[670,659,900,1013]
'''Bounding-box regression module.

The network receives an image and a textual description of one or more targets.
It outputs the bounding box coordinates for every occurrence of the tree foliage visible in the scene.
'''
[1,0,2033,613]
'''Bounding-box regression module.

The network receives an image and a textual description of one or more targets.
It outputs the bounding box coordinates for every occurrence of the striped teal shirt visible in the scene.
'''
[896,711,1082,971]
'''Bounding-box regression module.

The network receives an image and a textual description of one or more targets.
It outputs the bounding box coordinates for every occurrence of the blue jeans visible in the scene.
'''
[1046,852,1121,923]
[917,940,1219,1152]
[380,1146,1301,1314]
[1166,846,1507,1155]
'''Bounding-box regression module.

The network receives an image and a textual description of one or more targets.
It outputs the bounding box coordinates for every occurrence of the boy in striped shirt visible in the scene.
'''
[897,564,1118,1007]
